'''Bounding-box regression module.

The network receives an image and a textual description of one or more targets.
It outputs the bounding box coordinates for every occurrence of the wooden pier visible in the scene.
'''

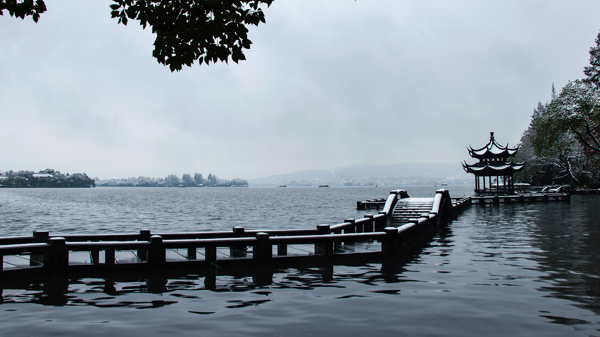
[0,189,471,277]
[470,192,570,204]
[356,198,387,210]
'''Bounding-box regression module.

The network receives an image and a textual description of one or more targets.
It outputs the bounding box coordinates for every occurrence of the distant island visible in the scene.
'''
[0,169,95,188]
[0,170,249,188]
[95,173,248,188]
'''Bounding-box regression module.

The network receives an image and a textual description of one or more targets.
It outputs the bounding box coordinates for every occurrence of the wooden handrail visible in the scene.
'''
[0,191,473,276]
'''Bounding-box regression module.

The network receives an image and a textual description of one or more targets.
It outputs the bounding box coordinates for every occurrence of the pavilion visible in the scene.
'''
[462,132,525,195]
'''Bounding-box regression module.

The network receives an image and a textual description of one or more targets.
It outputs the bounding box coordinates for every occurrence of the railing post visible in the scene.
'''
[138,229,151,261]
[31,231,49,266]
[332,227,343,252]
[90,250,100,264]
[315,225,330,254]
[377,211,387,231]
[343,219,356,234]
[322,240,334,258]
[48,237,68,275]
[33,231,49,242]
[277,243,287,256]
[343,219,356,249]
[356,221,364,233]
[424,216,433,231]
[255,232,271,265]
[187,246,197,260]
[105,249,115,265]
[205,245,217,263]
[230,227,247,258]
[149,235,165,267]
[364,214,374,232]
[317,224,330,234]
[382,227,399,258]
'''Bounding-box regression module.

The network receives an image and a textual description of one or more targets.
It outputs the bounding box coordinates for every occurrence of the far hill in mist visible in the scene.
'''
[249,163,470,187]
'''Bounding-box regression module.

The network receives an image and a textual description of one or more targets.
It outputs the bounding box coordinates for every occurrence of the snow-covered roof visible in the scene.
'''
[467,132,519,159]
[462,160,525,175]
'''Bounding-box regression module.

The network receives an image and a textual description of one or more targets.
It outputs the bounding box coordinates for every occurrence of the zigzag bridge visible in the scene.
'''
[0,189,474,278]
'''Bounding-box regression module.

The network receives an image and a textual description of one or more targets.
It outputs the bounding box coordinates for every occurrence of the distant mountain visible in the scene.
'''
[249,162,470,187]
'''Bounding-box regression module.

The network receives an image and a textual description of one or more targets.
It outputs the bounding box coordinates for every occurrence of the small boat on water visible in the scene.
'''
[278,185,287,187]
[318,184,329,187]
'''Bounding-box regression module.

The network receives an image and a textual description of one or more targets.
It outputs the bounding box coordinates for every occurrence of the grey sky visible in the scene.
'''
[1,0,599,179]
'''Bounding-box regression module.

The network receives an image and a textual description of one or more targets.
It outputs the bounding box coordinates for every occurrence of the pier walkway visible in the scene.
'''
[0,189,471,277]
[471,192,570,204]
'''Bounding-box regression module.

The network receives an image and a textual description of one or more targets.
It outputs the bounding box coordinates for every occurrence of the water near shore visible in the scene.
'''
[1,186,599,336]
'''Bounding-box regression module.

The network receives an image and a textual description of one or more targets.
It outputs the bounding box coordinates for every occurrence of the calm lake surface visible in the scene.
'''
[1,186,599,336]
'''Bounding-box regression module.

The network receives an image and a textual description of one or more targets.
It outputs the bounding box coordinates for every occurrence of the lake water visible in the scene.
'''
[1,186,599,336]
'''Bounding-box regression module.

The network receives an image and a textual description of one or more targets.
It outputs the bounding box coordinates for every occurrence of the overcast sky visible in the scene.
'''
[1,0,599,180]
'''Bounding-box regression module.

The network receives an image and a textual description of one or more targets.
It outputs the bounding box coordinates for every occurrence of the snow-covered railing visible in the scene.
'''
[0,190,470,277]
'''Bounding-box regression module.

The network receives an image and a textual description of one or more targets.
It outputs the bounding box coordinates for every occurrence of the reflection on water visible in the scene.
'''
[1,189,600,336]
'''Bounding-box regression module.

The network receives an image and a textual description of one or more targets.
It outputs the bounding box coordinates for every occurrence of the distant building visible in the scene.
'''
[462,132,525,195]
[32,173,53,178]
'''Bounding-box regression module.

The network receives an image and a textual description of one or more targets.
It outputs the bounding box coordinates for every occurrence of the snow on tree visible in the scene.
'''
[584,30,600,87]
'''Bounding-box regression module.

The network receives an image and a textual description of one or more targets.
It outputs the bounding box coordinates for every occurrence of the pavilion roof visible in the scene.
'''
[467,132,519,159]
[462,160,525,176]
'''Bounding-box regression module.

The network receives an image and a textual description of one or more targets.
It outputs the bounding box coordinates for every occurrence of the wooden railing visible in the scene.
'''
[0,189,467,276]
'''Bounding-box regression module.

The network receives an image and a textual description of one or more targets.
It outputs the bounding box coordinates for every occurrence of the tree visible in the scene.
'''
[229,178,248,186]
[538,80,600,156]
[206,173,217,186]
[0,0,46,22]
[526,81,600,186]
[1,0,274,71]
[515,100,583,185]
[182,173,196,187]
[193,173,204,185]
[584,30,600,87]
[165,174,180,187]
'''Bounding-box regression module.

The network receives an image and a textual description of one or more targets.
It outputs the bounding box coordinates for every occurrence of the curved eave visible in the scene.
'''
[468,148,519,159]
[467,132,519,159]
[463,161,525,175]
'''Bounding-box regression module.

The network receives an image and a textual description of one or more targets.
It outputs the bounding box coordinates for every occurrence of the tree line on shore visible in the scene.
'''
[515,30,600,188]
[95,173,248,187]
[0,169,95,188]
[0,169,249,188]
